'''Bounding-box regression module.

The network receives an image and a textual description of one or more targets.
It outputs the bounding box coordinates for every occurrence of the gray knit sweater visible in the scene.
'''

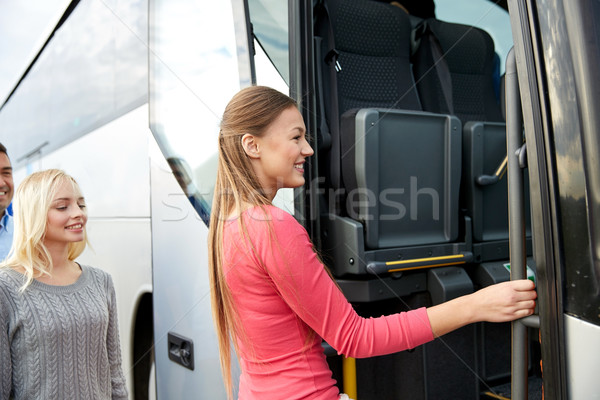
[0,265,128,400]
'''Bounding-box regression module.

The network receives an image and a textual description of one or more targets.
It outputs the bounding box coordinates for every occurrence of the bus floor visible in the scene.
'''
[481,375,543,400]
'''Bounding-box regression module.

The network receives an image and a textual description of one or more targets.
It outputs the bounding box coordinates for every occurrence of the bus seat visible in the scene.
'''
[340,108,461,249]
[316,0,470,280]
[410,18,524,263]
[412,18,503,124]
[328,0,421,116]
[463,121,532,263]
[315,3,478,398]
[316,0,422,191]
[463,121,508,243]
[411,21,533,387]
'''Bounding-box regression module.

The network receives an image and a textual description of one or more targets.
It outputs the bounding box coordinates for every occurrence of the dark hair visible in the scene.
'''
[0,143,8,157]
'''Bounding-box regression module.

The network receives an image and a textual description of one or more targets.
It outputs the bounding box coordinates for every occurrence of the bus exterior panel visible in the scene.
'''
[2,0,600,398]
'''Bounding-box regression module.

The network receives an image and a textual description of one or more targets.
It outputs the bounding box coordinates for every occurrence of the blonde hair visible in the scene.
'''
[0,169,88,290]
[208,86,298,398]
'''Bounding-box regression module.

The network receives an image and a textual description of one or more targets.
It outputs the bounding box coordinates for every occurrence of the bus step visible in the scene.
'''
[481,375,543,400]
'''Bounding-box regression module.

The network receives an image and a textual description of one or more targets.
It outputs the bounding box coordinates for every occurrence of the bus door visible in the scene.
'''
[148,0,254,397]
[297,0,531,399]
[508,0,600,398]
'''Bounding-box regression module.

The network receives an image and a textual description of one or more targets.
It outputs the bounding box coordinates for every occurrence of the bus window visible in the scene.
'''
[535,0,600,326]
[435,0,512,74]
[248,0,289,85]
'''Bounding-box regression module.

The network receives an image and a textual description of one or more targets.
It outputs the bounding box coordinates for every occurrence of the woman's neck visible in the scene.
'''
[35,261,81,285]
[36,240,82,285]
[45,240,70,268]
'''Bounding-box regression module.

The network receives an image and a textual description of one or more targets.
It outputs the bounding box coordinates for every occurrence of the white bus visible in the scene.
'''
[1,0,288,397]
[1,0,599,399]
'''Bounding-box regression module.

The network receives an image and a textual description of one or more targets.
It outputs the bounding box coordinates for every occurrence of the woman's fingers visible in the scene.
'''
[511,278,536,292]
[426,279,538,337]
[503,280,537,302]
[514,299,536,315]
[475,280,537,322]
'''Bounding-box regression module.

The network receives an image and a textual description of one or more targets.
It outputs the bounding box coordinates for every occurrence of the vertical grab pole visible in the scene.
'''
[506,48,529,400]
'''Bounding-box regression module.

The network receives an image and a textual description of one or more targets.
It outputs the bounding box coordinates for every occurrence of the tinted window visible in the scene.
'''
[536,0,600,325]
[436,0,512,74]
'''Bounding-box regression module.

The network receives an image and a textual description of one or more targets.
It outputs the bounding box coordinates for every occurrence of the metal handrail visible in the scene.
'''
[506,47,530,400]
[366,252,473,275]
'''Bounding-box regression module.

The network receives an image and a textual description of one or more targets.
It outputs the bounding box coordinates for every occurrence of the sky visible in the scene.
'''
[0,0,70,106]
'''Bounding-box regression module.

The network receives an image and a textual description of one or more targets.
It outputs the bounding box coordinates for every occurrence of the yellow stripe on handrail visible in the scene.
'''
[385,253,467,266]
[388,260,467,273]
[366,252,473,275]
[482,391,510,400]
[495,155,508,180]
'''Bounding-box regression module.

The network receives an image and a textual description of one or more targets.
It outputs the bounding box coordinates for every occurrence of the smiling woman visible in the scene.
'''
[3,169,89,288]
[207,86,536,400]
[0,169,128,400]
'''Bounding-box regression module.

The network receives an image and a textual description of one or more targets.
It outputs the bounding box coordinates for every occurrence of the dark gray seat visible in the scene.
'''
[317,0,422,191]
[462,122,510,245]
[316,0,469,280]
[411,17,525,263]
[340,108,461,250]
[315,3,482,398]
[412,20,535,386]
[413,18,503,124]
[329,0,422,115]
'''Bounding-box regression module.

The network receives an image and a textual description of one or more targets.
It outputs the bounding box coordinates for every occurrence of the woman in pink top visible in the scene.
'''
[208,86,537,400]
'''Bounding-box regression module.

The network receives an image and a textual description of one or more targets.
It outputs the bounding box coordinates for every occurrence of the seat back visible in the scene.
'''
[315,5,478,396]
[410,17,526,262]
[317,0,422,190]
[331,0,421,114]
[462,122,509,243]
[316,0,466,277]
[342,108,461,249]
[317,0,463,249]
[413,18,503,124]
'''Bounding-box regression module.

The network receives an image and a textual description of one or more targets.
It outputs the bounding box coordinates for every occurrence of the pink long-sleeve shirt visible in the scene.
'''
[223,205,434,399]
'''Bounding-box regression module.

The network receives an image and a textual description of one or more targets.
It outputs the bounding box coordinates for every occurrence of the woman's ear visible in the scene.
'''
[241,133,260,159]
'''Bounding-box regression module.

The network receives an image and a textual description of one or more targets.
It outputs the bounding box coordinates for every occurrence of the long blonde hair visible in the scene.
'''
[0,169,88,290]
[208,86,298,398]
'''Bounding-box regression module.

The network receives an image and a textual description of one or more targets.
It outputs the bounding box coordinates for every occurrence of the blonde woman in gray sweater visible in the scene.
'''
[0,169,128,400]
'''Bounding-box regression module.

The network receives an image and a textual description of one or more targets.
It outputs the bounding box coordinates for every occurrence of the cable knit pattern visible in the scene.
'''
[0,265,128,400]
